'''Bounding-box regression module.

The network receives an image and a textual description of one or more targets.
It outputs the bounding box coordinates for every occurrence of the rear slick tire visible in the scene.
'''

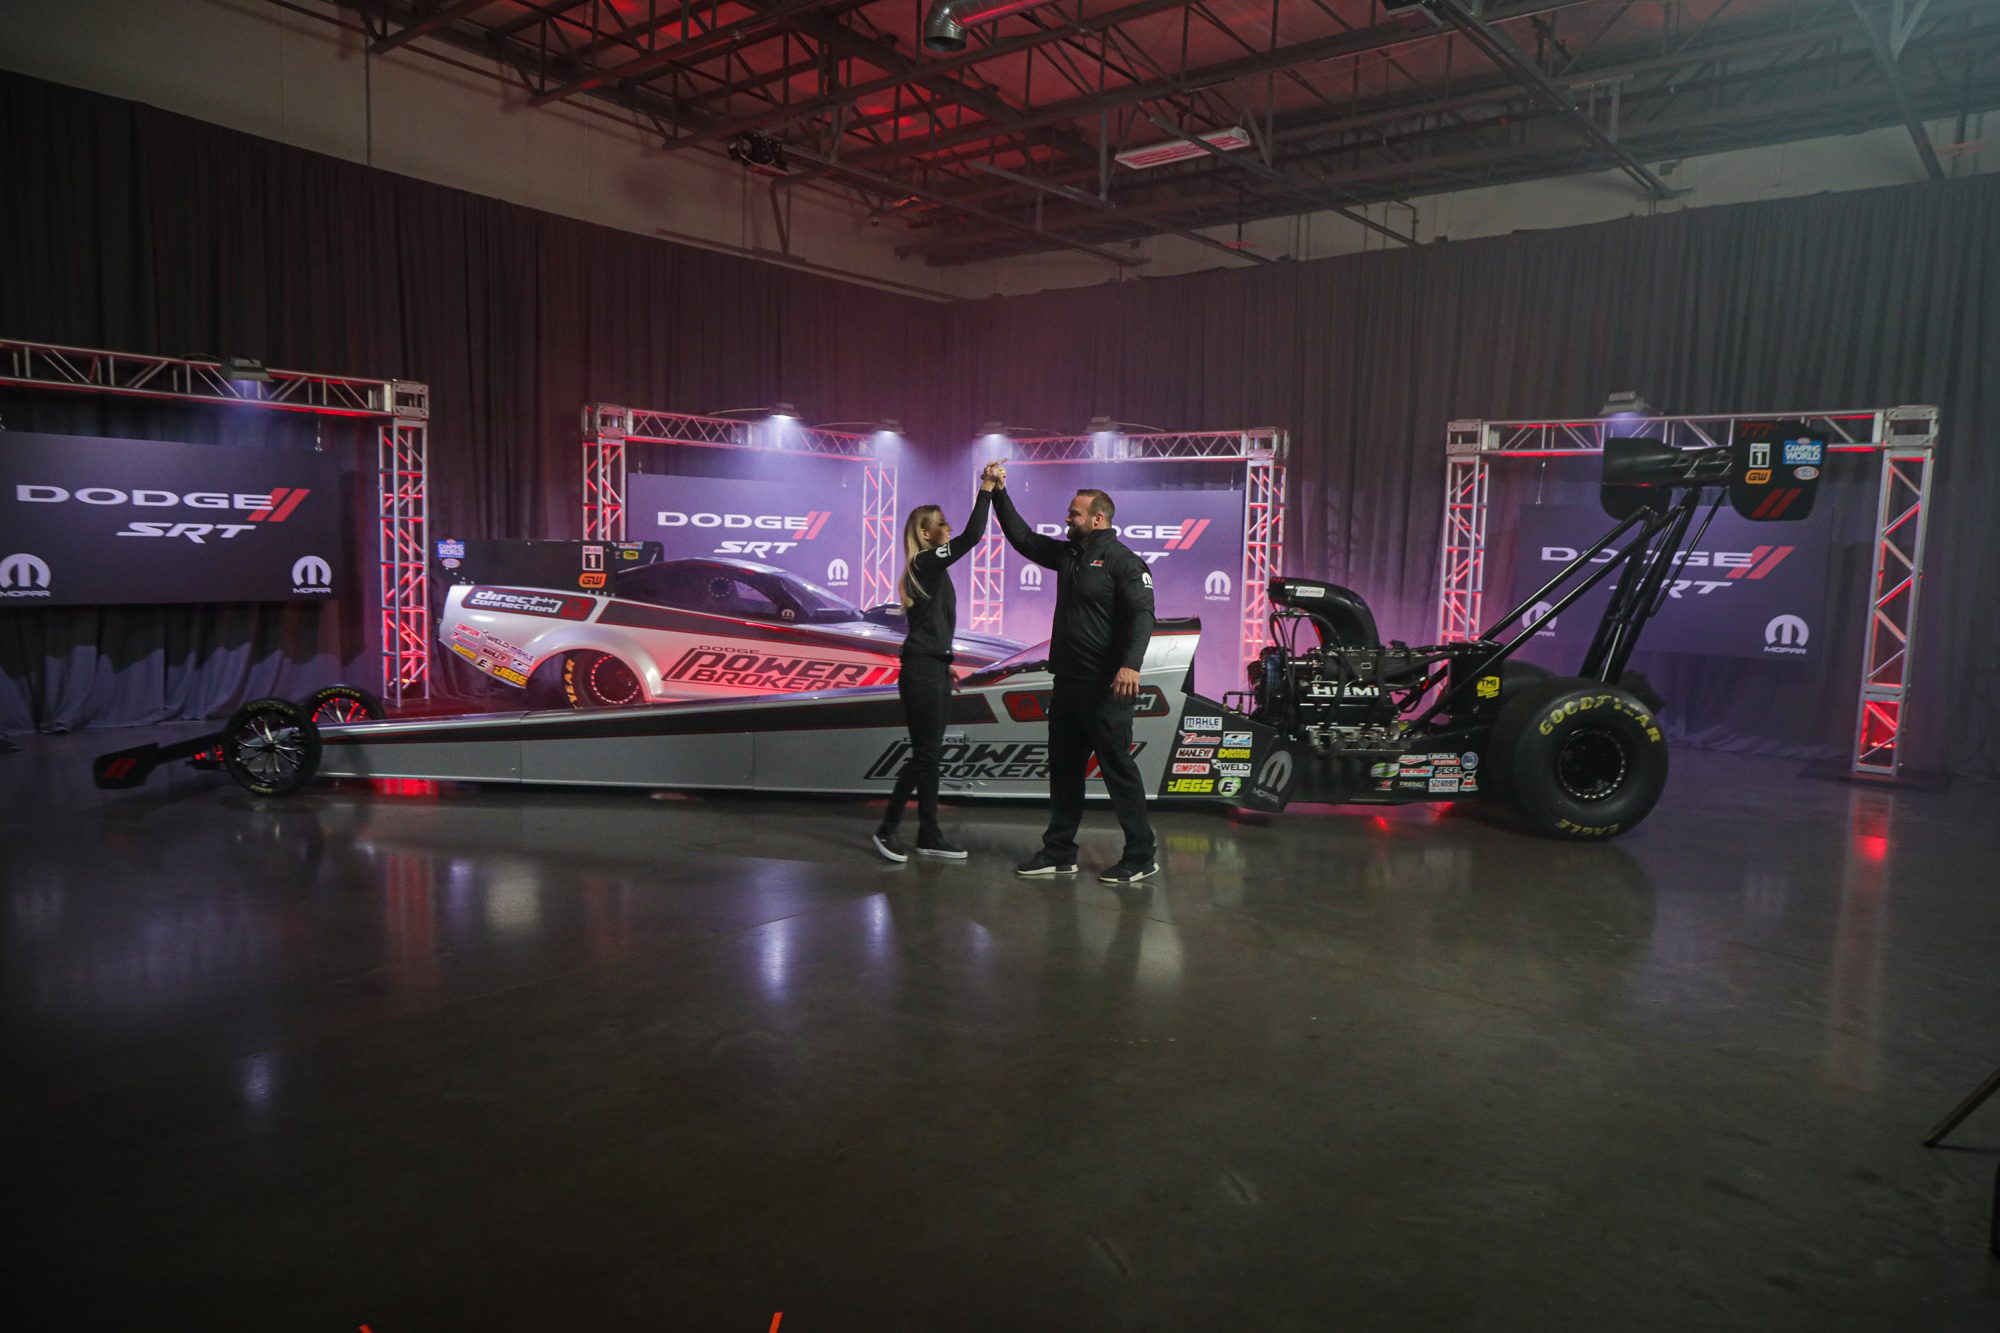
[1487,677,1668,840]
[562,651,644,709]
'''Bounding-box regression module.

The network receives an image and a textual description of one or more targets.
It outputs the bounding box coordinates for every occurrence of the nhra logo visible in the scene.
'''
[1204,570,1232,600]
[1764,614,1810,656]
[825,558,850,587]
[290,555,333,595]
[659,509,829,560]
[1019,565,1043,591]
[0,552,52,598]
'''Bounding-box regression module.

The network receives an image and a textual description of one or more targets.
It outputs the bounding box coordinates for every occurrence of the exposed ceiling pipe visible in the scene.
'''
[923,0,1067,54]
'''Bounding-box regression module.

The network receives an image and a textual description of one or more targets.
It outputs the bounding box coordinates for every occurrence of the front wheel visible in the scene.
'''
[1485,677,1668,840]
[562,651,645,708]
[221,697,322,797]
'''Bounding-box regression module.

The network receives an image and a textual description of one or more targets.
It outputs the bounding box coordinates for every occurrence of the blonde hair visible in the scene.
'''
[900,504,945,609]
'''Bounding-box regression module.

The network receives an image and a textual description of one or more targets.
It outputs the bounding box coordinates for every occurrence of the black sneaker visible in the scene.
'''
[871,830,910,863]
[1015,851,1078,877]
[1098,860,1159,885]
[916,835,968,861]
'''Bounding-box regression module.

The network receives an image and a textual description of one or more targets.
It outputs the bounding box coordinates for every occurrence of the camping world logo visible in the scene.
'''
[1020,565,1043,591]
[0,552,52,598]
[291,555,333,595]
[826,558,850,586]
[1204,570,1232,600]
[1764,614,1809,656]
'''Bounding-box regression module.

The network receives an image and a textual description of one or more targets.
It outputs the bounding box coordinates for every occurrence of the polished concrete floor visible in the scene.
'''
[3,725,1997,1332]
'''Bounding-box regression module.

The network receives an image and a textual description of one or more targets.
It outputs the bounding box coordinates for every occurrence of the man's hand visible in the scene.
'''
[1111,667,1140,701]
[979,463,997,492]
[993,462,1008,489]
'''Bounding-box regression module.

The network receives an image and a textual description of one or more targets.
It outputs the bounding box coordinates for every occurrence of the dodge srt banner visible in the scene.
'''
[627,474,865,594]
[0,432,345,606]
[1000,468,1247,696]
[1505,503,1837,663]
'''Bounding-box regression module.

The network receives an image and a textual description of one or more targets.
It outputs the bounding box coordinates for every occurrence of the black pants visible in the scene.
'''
[1042,675,1156,864]
[882,652,952,840]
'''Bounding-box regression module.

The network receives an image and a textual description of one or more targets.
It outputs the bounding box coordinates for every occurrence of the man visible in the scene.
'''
[988,463,1158,884]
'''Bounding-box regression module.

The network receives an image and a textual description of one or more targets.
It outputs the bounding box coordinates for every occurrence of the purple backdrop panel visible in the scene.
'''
[0,432,346,606]
[1505,503,1837,663]
[628,473,867,598]
[1004,467,1246,694]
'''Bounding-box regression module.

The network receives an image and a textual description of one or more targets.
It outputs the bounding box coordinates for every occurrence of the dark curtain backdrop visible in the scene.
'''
[4,70,1996,781]
[0,71,947,732]
[931,173,2000,779]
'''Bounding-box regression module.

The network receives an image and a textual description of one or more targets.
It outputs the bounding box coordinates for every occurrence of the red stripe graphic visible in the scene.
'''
[802,511,830,541]
[1751,491,1781,519]
[1170,518,1210,551]
[1747,544,1795,579]
[246,487,286,522]
[267,488,311,522]
[1729,545,1772,579]
[1768,488,1800,519]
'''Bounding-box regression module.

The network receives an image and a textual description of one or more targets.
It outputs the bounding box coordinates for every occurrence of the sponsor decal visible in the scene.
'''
[1527,602,1558,636]
[1250,749,1295,803]
[1218,777,1241,797]
[579,572,607,589]
[1475,675,1501,699]
[1172,762,1212,776]
[1167,777,1214,794]
[495,666,528,686]
[0,552,53,599]
[1794,465,1820,481]
[1222,731,1252,746]
[464,588,594,620]
[436,539,466,560]
[1217,762,1251,776]
[1744,468,1772,485]
[1764,614,1810,655]
[1428,776,1462,793]
[1008,687,1170,721]
[290,554,333,595]
[1180,734,1221,746]
[1291,584,1326,599]
[1216,747,1252,760]
[867,739,1145,783]
[1749,441,1771,470]
[1140,570,1152,588]
[582,546,605,572]
[1460,775,1479,794]
[665,648,883,692]
[1204,570,1231,599]
[1460,752,1480,771]
[1783,440,1824,465]
[1176,747,1216,760]
[1183,715,1223,731]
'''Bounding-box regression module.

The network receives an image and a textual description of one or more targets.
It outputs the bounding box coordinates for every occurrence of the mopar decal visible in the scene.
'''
[665,648,891,692]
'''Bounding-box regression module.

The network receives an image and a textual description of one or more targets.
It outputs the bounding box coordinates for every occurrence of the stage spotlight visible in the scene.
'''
[877,418,901,433]
[220,356,271,383]
[1600,389,1654,418]
[1086,414,1115,432]
[726,131,791,176]
[979,420,1005,436]
[770,402,798,420]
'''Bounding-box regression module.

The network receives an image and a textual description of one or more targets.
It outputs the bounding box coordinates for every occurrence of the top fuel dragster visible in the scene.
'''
[94,422,1827,839]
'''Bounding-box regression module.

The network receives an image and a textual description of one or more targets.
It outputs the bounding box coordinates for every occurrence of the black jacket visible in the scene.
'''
[900,490,992,660]
[992,487,1155,681]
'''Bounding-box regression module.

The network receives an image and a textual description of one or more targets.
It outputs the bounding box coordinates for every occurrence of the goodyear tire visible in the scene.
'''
[221,697,322,797]
[1485,677,1667,840]
[562,651,644,709]
[305,683,384,726]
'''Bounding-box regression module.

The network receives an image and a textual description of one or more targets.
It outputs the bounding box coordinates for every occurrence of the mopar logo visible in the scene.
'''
[1764,614,1810,655]
[1020,565,1042,591]
[826,558,850,586]
[1527,601,1557,635]
[291,555,333,594]
[1204,570,1231,599]
[1253,749,1294,801]
[0,552,52,598]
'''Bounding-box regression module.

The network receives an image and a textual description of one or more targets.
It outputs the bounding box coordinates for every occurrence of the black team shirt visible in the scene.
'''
[900,490,992,660]
[992,486,1155,681]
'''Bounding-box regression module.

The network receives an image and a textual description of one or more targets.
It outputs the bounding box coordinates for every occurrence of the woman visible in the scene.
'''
[872,464,998,863]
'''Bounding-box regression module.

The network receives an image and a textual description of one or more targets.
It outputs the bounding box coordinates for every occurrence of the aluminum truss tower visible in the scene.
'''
[1436,406,1939,777]
[582,406,901,608]
[979,428,1288,687]
[0,338,433,704]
